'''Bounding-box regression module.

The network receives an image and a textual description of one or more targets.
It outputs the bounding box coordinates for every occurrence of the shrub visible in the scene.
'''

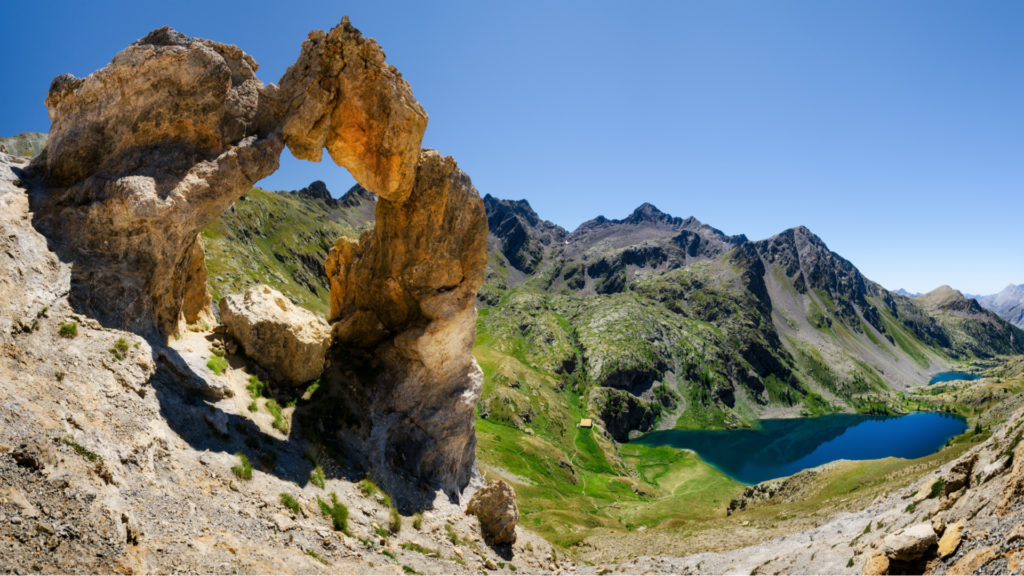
[265,399,289,433]
[928,479,945,499]
[207,353,229,376]
[59,322,78,338]
[62,438,100,462]
[310,465,326,489]
[231,452,253,480]
[304,550,328,565]
[412,513,423,531]
[279,493,302,515]
[317,492,348,533]
[110,337,129,360]
[357,478,379,498]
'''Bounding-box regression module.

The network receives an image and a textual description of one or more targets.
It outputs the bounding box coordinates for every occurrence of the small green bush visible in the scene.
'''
[317,492,348,533]
[110,337,129,360]
[265,399,289,433]
[412,513,423,531]
[357,478,379,498]
[280,493,302,515]
[59,322,78,338]
[928,478,945,499]
[310,465,326,489]
[207,353,229,376]
[231,452,253,480]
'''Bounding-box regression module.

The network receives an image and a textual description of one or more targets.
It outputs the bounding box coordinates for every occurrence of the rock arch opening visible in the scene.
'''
[30,18,486,498]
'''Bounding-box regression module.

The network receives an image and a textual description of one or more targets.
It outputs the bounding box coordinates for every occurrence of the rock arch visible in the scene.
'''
[31,19,486,497]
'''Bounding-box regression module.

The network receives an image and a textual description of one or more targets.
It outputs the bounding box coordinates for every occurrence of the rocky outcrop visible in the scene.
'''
[466,480,519,545]
[31,18,486,496]
[219,285,331,385]
[31,26,285,338]
[277,20,427,202]
[324,149,488,496]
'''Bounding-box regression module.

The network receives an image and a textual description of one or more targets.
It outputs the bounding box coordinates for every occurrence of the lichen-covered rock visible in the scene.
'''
[466,480,519,545]
[279,17,427,202]
[32,26,284,338]
[219,285,330,385]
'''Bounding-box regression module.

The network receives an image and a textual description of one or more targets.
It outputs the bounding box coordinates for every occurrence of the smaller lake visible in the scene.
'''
[634,412,966,485]
[929,371,982,385]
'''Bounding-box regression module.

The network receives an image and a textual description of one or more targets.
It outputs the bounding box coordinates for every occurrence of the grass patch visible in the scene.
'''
[265,399,289,434]
[402,566,420,575]
[110,337,129,361]
[413,513,423,531]
[58,322,78,338]
[231,452,253,480]
[305,550,328,565]
[62,438,101,462]
[280,493,302,515]
[207,353,229,375]
[928,478,945,499]
[246,375,263,412]
[310,465,326,489]
[317,492,349,533]
[400,542,439,556]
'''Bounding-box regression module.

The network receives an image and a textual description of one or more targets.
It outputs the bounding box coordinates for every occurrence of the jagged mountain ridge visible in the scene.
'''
[479,195,1024,437]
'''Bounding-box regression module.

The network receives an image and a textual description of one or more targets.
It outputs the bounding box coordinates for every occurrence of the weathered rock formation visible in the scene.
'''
[30,18,487,496]
[324,149,487,497]
[31,26,284,338]
[466,480,519,545]
[219,285,331,385]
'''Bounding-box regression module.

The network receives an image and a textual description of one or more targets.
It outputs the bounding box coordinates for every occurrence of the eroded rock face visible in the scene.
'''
[324,149,488,496]
[279,18,427,202]
[466,480,519,545]
[32,26,284,338]
[219,285,331,385]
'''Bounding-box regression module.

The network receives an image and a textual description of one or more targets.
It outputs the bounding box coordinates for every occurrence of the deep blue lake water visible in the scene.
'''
[634,412,967,485]
[929,371,982,385]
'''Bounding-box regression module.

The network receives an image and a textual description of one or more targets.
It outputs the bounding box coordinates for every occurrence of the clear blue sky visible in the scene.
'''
[2,1,1021,295]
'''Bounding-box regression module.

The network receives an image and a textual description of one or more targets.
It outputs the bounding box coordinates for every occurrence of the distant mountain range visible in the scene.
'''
[973,284,1024,329]
[895,284,1024,330]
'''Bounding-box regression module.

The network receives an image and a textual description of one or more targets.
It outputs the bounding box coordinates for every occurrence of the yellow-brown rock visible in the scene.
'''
[466,480,519,545]
[937,521,964,558]
[948,545,999,575]
[862,553,889,575]
[324,149,488,496]
[279,17,427,202]
[326,149,488,342]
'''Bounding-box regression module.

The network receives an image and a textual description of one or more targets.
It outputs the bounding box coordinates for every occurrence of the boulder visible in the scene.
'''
[881,522,937,562]
[937,521,964,558]
[219,285,330,385]
[466,480,519,545]
[943,454,977,496]
[862,553,890,575]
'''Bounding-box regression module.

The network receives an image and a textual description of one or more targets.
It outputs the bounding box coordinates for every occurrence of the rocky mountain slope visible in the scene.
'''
[974,283,1024,329]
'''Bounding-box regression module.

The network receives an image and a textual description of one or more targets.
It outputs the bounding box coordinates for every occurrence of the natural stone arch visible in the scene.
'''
[31,19,486,498]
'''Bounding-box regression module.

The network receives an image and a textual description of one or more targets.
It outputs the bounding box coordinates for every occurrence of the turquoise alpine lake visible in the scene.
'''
[634,412,967,485]
[929,371,982,385]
